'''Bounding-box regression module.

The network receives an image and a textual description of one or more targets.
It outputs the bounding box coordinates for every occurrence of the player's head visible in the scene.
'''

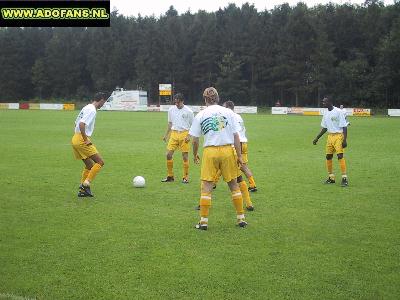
[223,100,235,111]
[322,96,332,108]
[203,87,219,105]
[173,93,184,109]
[340,104,344,109]
[92,92,108,109]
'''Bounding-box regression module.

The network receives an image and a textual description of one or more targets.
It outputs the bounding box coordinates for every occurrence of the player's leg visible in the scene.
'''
[195,180,214,230]
[325,154,335,183]
[227,179,247,227]
[241,143,257,192]
[81,158,94,183]
[163,133,177,182]
[325,135,335,183]
[182,151,189,183]
[221,146,247,227]
[237,175,253,211]
[335,135,348,187]
[195,147,218,230]
[241,163,257,192]
[72,133,100,197]
[83,153,104,183]
[212,169,221,189]
[161,149,175,182]
[180,131,190,183]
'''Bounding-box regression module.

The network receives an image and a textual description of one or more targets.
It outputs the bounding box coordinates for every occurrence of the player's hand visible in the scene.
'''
[313,138,318,145]
[342,140,347,148]
[184,135,190,143]
[84,140,92,146]
[162,136,167,142]
[194,154,200,165]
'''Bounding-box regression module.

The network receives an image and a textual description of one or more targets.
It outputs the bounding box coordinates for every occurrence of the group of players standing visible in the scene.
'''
[71,88,349,230]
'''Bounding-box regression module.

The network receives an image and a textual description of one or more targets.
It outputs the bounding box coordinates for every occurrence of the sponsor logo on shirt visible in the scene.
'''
[201,113,228,134]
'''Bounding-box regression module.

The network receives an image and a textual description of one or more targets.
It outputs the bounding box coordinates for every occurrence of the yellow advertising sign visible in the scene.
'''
[353,108,371,116]
[29,103,40,109]
[63,103,75,110]
[159,90,172,96]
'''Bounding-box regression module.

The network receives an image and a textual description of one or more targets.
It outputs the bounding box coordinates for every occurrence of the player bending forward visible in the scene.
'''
[71,92,108,197]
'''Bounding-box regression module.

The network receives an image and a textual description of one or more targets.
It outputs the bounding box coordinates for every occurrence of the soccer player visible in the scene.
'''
[189,87,247,230]
[162,93,194,183]
[339,104,350,125]
[224,100,255,210]
[313,97,349,187]
[210,100,255,210]
[71,92,108,197]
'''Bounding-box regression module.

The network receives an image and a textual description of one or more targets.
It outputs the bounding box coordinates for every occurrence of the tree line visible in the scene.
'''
[0,1,399,108]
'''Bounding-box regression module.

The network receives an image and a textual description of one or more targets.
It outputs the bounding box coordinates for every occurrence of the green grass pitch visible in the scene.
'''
[0,110,399,299]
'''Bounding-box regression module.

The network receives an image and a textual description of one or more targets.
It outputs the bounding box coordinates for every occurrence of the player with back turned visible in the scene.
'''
[189,87,247,230]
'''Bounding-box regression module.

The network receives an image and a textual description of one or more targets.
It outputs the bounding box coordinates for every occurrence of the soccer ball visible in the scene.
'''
[133,176,145,188]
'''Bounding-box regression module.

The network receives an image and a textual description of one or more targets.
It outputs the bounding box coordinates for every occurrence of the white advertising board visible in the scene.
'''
[272,107,288,115]
[40,103,64,110]
[388,109,400,116]
[8,103,19,109]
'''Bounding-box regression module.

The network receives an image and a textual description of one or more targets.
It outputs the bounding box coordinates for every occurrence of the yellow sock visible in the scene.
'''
[86,163,102,182]
[80,168,90,183]
[231,189,244,215]
[199,193,211,219]
[167,159,174,177]
[326,159,333,175]
[239,181,252,208]
[183,160,189,179]
[339,158,347,175]
[248,176,256,188]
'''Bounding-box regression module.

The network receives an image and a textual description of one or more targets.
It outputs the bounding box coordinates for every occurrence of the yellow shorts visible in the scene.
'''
[71,133,98,160]
[326,133,345,155]
[201,145,241,182]
[167,130,190,152]
[241,142,249,164]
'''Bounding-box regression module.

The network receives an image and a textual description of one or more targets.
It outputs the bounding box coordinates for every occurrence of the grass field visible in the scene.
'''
[0,110,399,299]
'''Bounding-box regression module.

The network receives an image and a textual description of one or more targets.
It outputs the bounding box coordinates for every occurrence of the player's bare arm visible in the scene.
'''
[342,127,348,148]
[163,122,172,142]
[233,133,244,166]
[192,136,200,164]
[313,128,327,145]
[79,122,92,145]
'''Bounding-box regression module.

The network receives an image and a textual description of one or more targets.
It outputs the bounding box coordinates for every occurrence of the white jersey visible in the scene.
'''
[321,106,347,133]
[189,104,240,147]
[340,108,350,126]
[168,105,194,131]
[74,103,97,136]
[234,112,247,143]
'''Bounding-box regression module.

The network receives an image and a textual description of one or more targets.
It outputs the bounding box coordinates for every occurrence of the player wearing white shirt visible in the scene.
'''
[313,97,349,187]
[71,92,108,197]
[189,87,247,230]
[211,100,256,210]
[339,104,350,126]
[162,93,194,183]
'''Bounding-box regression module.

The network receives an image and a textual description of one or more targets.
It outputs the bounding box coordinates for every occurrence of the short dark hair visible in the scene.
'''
[93,92,108,102]
[224,100,235,110]
[174,93,184,102]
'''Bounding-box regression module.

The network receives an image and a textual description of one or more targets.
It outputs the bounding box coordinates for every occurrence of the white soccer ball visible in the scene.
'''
[133,176,146,188]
